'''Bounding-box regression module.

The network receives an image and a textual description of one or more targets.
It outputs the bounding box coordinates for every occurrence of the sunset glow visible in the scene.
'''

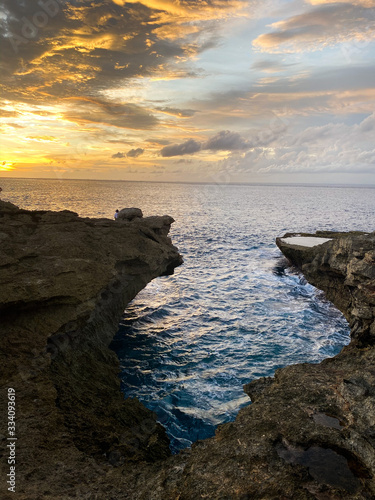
[1,0,374,184]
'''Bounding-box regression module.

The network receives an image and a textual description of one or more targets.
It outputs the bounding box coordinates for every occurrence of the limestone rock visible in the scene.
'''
[276,230,375,346]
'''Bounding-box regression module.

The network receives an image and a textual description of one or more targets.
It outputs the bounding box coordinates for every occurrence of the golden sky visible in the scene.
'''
[1,0,375,184]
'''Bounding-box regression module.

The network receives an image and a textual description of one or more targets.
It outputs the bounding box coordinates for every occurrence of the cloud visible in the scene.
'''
[147,138,171,145]
[127,148,145,157]
[219,112,375,177]
[204,130,250,150]
[112,0,249,19]
[1,122,25,129]
[63,98,158,130]
[191,63,375,130]
[308,0,375,6]
[253,4,375,52]
[112,148,145,158]
[160,127,286,157]
[155,107,197,117]
[0,0,247,105]
[359,112,375,132]
[160,139,202,157]
[251,59,298,73]
[26,135,59,142]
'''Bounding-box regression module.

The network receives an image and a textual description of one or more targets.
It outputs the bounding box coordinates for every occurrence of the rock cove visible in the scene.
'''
[1,202,375,499]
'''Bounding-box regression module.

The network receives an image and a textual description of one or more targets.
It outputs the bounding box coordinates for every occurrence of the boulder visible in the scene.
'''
[118,207,143,221]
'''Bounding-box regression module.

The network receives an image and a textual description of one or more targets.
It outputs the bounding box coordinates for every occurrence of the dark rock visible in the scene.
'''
[243,376,274,401]
[0,199,19,213]
[276,441,360,494]
[118,207,143,220]
[276,231,375,346]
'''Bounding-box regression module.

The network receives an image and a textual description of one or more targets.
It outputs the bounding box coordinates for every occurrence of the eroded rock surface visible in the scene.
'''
[276,230,375,346]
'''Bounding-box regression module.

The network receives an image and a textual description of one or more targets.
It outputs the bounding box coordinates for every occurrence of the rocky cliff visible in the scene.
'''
[0,200,182,499]
[2,207,375,499]
[276,231,375,348]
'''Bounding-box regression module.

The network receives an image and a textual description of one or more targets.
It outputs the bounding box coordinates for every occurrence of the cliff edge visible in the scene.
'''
[0,201,182,499]
[276,231,375,347]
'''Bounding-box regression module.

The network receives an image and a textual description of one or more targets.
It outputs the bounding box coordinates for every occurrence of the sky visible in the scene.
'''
[0,0,375,184]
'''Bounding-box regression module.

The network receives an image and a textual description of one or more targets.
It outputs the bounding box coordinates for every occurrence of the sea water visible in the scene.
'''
[3,178,375,452]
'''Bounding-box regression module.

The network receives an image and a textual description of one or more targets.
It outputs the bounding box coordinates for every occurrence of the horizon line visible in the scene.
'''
[1,176,375,189]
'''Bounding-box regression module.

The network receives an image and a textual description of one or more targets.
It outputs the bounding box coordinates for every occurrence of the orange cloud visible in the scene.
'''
[26,136,59,143]
[112,0,187,15]
[112,0,247,19]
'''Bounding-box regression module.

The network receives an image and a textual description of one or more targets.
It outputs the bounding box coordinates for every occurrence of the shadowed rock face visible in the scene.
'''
[2,211,375,500]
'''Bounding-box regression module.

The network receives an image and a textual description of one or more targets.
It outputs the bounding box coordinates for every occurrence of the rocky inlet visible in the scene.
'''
[1,201,375,499]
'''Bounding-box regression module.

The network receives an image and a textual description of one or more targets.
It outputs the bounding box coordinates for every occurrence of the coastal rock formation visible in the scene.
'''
[2,205,375,500]
[0,201,182,499]
[276,231,375,347]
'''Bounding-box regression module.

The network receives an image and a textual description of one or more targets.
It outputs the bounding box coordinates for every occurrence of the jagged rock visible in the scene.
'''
[118,207,143,220]
[140,215,176,237]
[243,376,274,401]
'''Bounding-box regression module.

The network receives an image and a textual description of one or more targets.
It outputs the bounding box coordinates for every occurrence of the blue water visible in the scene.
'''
[2,179,375,452]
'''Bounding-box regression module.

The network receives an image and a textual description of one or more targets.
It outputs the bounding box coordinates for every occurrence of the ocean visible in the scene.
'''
[2,178,375,452]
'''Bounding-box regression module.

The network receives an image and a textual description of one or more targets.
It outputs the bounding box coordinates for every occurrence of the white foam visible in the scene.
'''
[281,236,332,247]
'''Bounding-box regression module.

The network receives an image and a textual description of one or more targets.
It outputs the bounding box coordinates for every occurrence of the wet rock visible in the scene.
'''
[276,441,360,494]
[312,413,343,430]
